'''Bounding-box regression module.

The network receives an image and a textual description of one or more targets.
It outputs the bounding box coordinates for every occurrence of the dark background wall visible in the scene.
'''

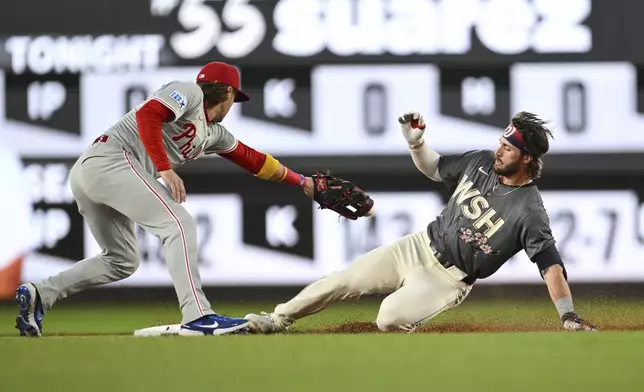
[2,0,643,301]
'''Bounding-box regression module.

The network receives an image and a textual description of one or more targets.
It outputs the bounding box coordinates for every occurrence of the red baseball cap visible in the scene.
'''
[197,62,250,102]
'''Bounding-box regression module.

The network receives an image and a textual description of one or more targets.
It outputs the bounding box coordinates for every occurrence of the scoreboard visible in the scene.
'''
[3,0,644,285]
[3,0,644,156]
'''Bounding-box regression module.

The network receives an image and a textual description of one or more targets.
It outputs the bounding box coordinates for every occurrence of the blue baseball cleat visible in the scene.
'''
[15,283,44,337]
[180,314,250,336]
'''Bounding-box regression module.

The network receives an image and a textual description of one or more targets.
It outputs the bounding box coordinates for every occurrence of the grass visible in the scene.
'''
[1,298,643,391]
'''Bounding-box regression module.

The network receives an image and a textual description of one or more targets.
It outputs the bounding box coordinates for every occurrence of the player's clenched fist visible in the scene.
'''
[398,111,426,147]
[159,169,187,203]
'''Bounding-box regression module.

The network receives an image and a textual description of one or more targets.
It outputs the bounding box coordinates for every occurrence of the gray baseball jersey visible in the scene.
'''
[427,150,555,281]
[33,81,240,324]
[105,81,237,176]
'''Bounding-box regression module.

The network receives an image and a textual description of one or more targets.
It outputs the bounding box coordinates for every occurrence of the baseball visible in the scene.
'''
[365,204,375,217]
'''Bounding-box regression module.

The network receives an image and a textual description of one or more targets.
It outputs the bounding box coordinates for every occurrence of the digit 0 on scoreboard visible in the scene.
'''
[561,80,587,134]
[311,64,437,153]
[363,82,387,136]
[511,63,644,152]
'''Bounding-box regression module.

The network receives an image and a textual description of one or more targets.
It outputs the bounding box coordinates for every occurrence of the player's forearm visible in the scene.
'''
[409,139,442,181]
[271,164,307,188]
[543,265,574,317]
[219,142,306,188]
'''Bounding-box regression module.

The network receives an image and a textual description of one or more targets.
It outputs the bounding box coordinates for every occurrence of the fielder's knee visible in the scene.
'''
[101,253,139,280]
[164,210,197,243]
[180,216,197,239]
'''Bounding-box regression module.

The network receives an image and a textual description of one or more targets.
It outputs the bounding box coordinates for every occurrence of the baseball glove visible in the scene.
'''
[312,170,374,220]
[561,312,599,331]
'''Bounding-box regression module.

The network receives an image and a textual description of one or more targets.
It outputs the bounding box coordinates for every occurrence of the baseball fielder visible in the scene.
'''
[245,111,598,333]
[15,62,322,336]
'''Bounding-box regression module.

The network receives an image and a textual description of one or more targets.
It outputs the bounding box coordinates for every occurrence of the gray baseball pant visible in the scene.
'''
[33,140,213,323]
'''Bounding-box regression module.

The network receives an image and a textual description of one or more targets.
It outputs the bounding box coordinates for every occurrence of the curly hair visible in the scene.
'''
[511,111,554,180]
[197,81,231,108]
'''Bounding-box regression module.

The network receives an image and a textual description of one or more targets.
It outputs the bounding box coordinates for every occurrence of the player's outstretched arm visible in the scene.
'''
[522,213,598,332]
[217,139,312,196]
[542,263,598,331]
[398,112,442,182]
[218,140,374,219]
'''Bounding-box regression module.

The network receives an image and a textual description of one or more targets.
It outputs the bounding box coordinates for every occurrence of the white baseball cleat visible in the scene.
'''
[244,312,288,334]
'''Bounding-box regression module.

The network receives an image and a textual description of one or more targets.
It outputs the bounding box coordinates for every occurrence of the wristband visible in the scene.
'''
[282,168,306,188]
[255,154,281,180]
[279,168,289,182]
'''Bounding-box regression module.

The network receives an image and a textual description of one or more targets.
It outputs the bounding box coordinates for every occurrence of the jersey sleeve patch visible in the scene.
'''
[169,90,188,109]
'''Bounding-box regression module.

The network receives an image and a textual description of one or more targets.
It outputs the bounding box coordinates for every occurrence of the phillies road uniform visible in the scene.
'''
[270,129,562,331]
[31,63,302,326]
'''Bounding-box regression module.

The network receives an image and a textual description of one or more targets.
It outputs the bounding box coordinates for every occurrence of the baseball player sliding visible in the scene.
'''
[245,111,598,333]
[15,62,373,337]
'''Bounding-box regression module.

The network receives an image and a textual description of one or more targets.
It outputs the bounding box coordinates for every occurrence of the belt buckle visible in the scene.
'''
[429,242,439,256]
[430,242,470,283]
[430,243,451,268]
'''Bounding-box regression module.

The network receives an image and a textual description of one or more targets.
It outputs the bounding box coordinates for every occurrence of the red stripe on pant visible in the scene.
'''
[122,151,204,318]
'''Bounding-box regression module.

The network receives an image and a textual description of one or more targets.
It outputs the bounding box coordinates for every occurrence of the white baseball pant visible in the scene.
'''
[273,230,472,331]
